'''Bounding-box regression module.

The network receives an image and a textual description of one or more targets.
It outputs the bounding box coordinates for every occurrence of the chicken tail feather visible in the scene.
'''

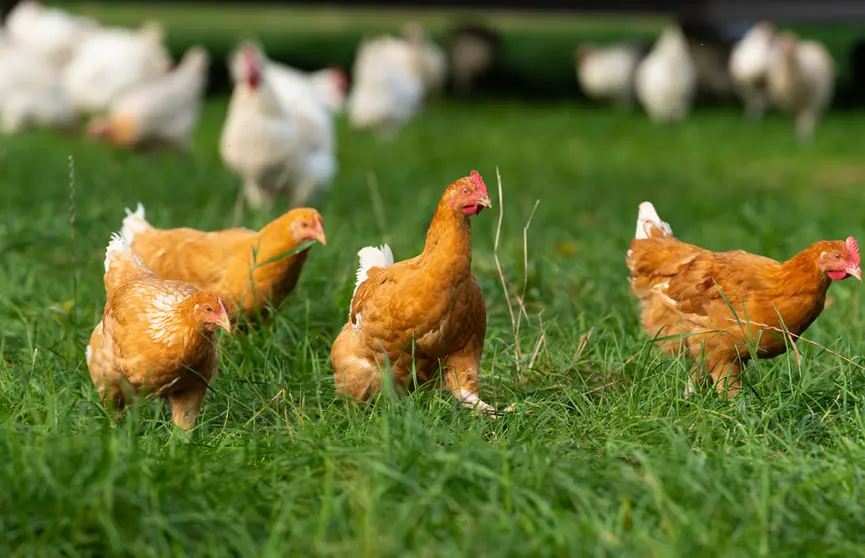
[636,201,673,239]
[103,230,150,297]
[350,244,395,304]
[121,203,150,243]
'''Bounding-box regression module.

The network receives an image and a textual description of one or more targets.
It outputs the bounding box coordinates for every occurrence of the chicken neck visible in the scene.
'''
[418,203,475,278]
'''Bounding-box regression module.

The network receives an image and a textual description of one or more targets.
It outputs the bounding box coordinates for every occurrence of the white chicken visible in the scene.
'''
[4,0,97,66]
[729,21,776,120]
[267,61,348,116]
[86,46,210,151]
[0,45,75,133]
[766,32,835,142]
[63,21,172,115]
[220,43,335,217]
[576,43,644,108]
[228,42,346,154]
[347,34,425,137]
[402,22,448,98]
[635,25,697,123]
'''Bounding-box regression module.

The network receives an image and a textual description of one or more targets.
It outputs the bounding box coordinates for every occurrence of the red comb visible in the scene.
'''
[469,170,488,196]
[847,236,860,266]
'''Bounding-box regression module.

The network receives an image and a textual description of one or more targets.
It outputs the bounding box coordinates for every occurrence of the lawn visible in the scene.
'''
[4,7,865,558]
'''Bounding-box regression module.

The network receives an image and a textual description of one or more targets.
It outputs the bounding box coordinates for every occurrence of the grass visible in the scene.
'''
[4,6,865,557]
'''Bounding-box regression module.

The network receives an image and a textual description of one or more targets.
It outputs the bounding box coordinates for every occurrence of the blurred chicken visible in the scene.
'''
[121,203,326,321]
[767,32,835,142]
[221,42,336,214]
[729,21,776,121]
[4,0,97,66]
[447,23,500,96]
[227,41,344,154]
[627,202,860,397]
[86,230,232,431]
[635,25,697,123]
[576,43,645,108]
[402,22,448,98]
[0,44,75,133]
[347,34,425,137]
[331,171,511,415]
[86,46,209,151]
[63,21,171,115]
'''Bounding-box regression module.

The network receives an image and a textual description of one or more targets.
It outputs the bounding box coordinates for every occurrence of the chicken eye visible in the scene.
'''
[205,305,213,312]
[834,252,841,259]
[462,188,468,194]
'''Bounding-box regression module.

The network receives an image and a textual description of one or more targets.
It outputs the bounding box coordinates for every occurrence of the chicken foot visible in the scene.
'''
[442,349,512,417]
[686,354,742,398]
[167,381,209,431]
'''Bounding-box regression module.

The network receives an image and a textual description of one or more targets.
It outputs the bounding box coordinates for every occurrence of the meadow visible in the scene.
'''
[5,5,865,557]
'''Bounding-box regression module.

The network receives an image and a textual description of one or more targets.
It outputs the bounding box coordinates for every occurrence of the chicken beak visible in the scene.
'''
[218,315,233,334]
[848,266,862,280]
[477,195,492,209]
[311,228,327,246]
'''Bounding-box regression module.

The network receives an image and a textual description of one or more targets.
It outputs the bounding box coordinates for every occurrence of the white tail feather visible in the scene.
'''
[121,202,149,244]
[104,231,133,272]
[635,201,673,240]
[350,244,394,305]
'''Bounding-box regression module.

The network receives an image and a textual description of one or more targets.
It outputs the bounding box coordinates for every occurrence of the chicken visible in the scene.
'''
[221,43,335,214]
[0,44,75,133]
[627,201,861,397]
[120,203,326,321]
[63,21,171,115]
[728,21,775,121]
[86,46,210,151]
[331,171,510,415]
[635,25,697,123]
[402,22,448,98]
[576,43,645,108]
[86,230,232,431]
[264,57,348,116]
[4,0,97,66]
[447,23,500,96]
[347,34,425,137]
[766,32,835,142]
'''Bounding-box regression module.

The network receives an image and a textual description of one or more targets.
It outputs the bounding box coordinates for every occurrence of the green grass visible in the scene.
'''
[5,98,865,556]
[4,5,865,556]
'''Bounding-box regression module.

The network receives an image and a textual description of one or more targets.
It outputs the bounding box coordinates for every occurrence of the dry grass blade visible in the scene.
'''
[573,327,594,364]
[725,317,865,371]
[367,171,388,239]
[493,167,521,370]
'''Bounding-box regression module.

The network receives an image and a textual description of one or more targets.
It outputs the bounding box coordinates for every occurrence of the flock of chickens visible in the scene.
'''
[85,169,859,429]
[0,1,448,212]
[2,3,860,427]
[577,22,835,141]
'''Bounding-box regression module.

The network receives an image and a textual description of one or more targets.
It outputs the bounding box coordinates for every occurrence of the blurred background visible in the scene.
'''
[3,0,865,106]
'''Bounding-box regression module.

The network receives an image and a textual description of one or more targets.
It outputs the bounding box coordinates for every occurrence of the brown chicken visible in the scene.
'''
[120,203,326,321]
[331,171,511,415]
[627,201,861,397]
[87,230,232,430]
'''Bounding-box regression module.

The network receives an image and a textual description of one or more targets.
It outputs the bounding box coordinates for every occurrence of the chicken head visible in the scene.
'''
[188,292,232,334]
[288,208,327,246]
[818,236,861,281]
[448,169,492,216]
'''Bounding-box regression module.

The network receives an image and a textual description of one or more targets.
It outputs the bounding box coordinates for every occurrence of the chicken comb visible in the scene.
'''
[847,236,860,266]
[469,170,488,197]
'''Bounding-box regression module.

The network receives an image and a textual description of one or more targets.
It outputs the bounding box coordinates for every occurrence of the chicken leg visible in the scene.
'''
[441,343,508,416]
[168,381,210,431]
[687,354,742,398]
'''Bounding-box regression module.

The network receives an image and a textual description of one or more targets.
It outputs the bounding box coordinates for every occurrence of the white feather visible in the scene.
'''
[350,244,395,309]
[635,201,673,240]
[104,231,133,272]
[85,344,91,362]
[121,202,149,243]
